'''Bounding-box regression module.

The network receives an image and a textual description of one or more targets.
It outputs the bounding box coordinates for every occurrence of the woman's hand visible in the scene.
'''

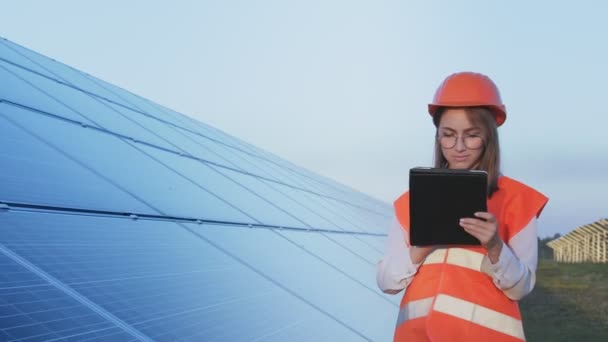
[459,212,503,263]
[409,245,435,264]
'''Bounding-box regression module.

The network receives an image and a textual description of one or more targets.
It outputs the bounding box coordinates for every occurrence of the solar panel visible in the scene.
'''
[0,37,395,341]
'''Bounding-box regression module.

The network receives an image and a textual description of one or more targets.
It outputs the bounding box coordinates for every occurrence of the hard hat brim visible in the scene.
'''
[428,104,506,127]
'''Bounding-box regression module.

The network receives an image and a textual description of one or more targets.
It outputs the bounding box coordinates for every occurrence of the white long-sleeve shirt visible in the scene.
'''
[376,216,538,300]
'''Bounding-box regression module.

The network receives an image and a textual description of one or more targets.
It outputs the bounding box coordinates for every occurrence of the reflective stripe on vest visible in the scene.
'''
[433,294,525,340]
[395,297,434,328]
[422,249,447,264]
[396,294,524,340]
[423,248,484,272]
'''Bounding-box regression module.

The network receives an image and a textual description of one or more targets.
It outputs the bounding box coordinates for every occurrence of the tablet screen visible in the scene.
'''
[409,167,487,246]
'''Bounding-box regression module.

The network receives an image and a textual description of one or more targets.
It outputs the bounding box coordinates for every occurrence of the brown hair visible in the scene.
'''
[432,107,501,197]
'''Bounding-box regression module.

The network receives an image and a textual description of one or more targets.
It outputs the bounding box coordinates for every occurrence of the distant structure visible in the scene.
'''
[547,218,608,263]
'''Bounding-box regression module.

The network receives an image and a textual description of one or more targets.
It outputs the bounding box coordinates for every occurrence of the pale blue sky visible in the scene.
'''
[1,0,606,237]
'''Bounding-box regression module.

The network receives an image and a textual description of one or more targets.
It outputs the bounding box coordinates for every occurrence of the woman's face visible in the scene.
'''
[438,108,485,169]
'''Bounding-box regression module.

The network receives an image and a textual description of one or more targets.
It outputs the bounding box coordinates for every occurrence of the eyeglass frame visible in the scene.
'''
[436,133,485,150]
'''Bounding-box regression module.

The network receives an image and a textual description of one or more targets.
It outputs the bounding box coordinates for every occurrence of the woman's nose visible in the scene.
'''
[454,137,467,151]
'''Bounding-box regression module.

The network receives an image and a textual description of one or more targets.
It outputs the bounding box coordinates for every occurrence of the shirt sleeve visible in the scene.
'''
[376,217,421,294]
[480,217,538,300]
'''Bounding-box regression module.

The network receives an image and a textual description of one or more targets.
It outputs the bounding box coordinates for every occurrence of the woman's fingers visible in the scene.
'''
[473,211,496,222]
[459,218,491,230]
[410,245,436,264]
[461,224,491,241]
[459,213,498,247]
[459,212,503,257]
[460,222,488,235]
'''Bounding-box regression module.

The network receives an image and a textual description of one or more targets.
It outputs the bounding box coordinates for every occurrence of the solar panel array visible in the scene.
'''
[0,37,397,341]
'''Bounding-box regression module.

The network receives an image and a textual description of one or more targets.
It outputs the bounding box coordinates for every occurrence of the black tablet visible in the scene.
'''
[409,167,487,246]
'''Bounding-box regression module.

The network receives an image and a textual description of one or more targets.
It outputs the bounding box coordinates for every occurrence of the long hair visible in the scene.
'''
[432,107,501,197]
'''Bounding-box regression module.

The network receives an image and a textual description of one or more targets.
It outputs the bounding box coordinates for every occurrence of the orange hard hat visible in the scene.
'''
[428,72,506,126]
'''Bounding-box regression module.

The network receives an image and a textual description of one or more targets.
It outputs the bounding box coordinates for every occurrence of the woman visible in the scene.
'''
[376,72,548,342]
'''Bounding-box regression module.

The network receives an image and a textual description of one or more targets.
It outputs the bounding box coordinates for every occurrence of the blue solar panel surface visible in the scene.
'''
[0,37,396,341]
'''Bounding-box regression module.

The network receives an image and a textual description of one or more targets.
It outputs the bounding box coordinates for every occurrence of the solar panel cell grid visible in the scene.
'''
[0,210,381,341]
[0,41,58,81]
[0,36,394,341]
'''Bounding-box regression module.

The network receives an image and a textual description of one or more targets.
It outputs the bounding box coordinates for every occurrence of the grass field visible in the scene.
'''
[520,260,608,341]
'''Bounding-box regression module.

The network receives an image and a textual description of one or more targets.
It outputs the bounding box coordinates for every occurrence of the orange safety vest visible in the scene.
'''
[393,176,548,342]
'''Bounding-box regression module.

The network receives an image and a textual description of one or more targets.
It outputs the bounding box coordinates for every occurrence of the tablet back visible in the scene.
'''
[409,167,487,246]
